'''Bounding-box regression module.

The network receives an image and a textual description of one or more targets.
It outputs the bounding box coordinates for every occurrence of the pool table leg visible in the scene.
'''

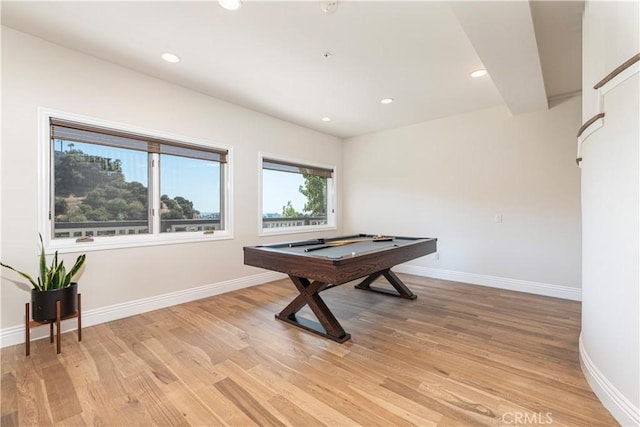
[276,275,351,343]
[354,269,417,300]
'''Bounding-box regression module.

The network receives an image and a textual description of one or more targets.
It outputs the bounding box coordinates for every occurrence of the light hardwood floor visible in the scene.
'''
[1,274,617,426]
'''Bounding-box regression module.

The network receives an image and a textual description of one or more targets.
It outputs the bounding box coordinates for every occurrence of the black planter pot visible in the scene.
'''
[31,283,78,321]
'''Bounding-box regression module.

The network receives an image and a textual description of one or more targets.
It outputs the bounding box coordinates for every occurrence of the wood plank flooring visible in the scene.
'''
[1,274,618,426]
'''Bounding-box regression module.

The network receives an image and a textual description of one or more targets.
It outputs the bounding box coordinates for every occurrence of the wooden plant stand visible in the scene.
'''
[25,293,81,356]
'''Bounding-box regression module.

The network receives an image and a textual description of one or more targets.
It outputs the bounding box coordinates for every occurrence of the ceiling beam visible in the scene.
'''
[452,1,548,115]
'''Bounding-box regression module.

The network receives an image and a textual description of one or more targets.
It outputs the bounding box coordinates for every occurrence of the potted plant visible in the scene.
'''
[1,234,86,321]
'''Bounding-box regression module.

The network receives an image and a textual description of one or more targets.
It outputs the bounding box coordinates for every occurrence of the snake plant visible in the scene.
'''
[0,234,86,291]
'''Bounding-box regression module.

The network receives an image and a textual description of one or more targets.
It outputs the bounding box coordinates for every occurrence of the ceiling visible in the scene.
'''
[0,1,584,139]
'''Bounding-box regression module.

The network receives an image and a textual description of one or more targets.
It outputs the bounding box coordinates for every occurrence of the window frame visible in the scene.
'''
[38,108,233,253]
[258,152,336,236]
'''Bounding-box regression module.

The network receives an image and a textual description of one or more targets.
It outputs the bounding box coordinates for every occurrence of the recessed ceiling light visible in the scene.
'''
[161,52,180,63]
[380,98,394,104]
[470,69,487,78]
[321,116,331,122]
[218,0,242,11]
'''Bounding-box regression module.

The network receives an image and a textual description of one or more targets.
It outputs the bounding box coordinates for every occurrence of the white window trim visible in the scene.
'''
[258,152,337,237]
[38,107,233,253]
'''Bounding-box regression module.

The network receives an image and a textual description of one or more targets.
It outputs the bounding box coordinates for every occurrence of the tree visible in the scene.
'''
[54,146,125,197]
[299,175,327,216]
[54,146,198,223]
[161,195,200,219]
[174,196,199,219]
[81,179,148,221]
[281,201,301,218]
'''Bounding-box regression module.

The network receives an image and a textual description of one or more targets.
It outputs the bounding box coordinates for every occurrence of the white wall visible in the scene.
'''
[0,27,342,343]
[343,97,582,298]
[579,2,640,425]
[581,0,640,124]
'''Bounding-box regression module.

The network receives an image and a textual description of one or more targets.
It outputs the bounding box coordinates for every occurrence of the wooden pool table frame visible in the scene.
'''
[243,234,437,343]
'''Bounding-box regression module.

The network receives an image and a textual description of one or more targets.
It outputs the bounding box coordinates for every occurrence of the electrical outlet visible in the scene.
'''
[495,214,503,223]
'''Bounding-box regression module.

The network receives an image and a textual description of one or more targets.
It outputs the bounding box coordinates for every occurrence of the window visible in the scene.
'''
[40,110,231,251]
[260,155,335,234]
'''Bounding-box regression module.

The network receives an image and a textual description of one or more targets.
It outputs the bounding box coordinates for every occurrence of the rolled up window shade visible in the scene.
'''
[263,158,333,178]
[50,118,227,163]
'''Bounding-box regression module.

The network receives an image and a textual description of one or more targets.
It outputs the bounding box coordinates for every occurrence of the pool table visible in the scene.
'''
[243,234,437,342]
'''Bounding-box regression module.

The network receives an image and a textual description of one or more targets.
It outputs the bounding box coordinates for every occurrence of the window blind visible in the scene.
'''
[50,118,227,163]
[263,158,333,178]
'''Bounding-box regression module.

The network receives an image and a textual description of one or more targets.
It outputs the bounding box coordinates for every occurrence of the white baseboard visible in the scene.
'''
[0,271,286,349]
[1,266,579,348]
[579,334,640,427]
[394,265,582,301]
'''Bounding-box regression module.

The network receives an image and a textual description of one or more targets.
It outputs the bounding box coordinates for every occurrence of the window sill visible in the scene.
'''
[259,224,336,238]
[44,231,233,254]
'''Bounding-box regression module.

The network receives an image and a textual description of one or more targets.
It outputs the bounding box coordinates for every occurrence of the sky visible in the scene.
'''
[58,141,307,215]
[160,155,221,213]
[262,170,307,214]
